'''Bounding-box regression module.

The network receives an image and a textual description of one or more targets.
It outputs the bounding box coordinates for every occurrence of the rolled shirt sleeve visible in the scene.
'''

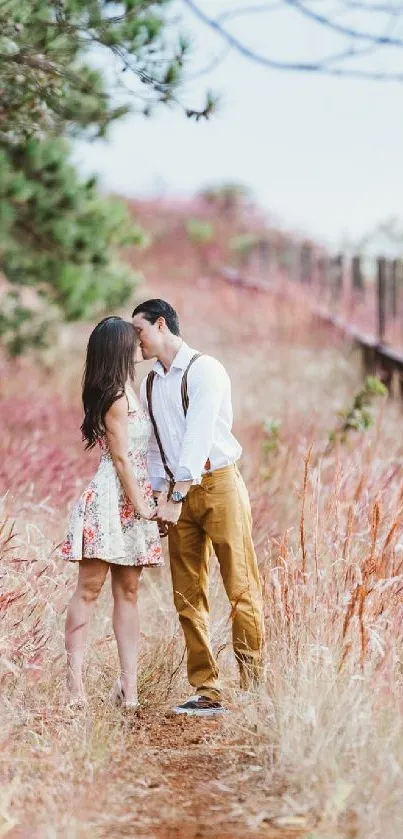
[175,357,227,483]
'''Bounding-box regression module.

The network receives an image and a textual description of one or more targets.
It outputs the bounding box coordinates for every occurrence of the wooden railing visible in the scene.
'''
[222,243,403,393]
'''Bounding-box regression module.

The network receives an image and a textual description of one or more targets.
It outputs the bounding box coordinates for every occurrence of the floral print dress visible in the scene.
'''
[61,388,163,567]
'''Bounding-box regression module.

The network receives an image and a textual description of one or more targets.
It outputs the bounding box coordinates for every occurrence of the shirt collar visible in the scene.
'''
[153,341,195,377]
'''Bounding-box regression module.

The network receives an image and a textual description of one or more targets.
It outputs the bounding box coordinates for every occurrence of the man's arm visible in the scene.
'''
[175,356,227,482]
[157,357,227,525]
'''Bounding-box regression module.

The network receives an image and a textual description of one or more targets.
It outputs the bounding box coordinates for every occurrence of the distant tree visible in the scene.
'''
[185,217,215,271]
[230,232,261,267]
[200,183,252,218]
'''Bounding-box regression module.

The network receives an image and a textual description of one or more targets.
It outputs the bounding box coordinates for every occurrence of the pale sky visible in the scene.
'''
[73,1,403,248]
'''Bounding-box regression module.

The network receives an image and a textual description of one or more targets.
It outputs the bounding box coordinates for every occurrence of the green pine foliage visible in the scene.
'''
[0,0,200,353]
[0,137,146,318]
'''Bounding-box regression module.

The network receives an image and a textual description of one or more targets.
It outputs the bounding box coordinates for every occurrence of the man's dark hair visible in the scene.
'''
[132,299,180,336]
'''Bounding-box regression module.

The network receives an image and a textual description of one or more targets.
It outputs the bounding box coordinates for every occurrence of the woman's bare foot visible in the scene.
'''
[112,678,138,709]
[66,672,87,706]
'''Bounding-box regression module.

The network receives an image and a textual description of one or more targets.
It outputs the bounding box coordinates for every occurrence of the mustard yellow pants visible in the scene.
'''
[168,464,264,700]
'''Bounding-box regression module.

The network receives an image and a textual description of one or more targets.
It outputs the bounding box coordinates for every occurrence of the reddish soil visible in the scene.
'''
[7,711,305,839]
[79,711,307,839]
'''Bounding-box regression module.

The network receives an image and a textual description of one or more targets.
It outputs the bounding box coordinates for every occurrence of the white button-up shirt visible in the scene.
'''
[140,342,242,491]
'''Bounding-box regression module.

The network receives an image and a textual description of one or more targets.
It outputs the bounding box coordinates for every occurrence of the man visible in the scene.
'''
[132,299,264,716]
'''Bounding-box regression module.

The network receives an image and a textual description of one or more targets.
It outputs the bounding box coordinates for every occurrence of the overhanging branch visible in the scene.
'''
[286,0,403,47]
[183,0,403,82]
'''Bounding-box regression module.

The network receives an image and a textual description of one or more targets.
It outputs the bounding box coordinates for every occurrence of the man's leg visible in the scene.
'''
[168,493,221,701]
[201,466,264,690]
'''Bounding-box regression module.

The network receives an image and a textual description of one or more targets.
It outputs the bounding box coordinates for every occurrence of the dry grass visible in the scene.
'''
[2,265,403,837]
[241,427,403,836]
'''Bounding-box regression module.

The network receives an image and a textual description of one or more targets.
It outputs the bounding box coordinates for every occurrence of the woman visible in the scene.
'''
[61,316,162,708]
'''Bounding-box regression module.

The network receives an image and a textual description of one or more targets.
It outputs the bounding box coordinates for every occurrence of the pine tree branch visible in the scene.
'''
[107,43,217,118]
[186,44,230,78]
[4,52,112,104]
[1,55,62,75]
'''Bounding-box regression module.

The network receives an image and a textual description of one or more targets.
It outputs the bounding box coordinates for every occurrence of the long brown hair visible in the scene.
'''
[81,317,136,449]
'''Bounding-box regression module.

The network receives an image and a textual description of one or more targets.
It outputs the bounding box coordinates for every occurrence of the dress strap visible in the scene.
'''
[125,386,140,413]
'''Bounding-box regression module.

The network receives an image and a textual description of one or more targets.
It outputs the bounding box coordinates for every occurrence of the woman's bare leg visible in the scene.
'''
[110,565,142,703]
[65,558,109,700]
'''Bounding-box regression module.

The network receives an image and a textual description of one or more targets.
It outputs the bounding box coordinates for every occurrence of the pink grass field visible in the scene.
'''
[1,210,403,837]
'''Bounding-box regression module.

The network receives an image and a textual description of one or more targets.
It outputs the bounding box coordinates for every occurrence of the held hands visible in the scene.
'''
[157,519,169,538]
[151,492,169,537]
[137,499,158,521]
[156,491,182,526]
[136,489,185,532]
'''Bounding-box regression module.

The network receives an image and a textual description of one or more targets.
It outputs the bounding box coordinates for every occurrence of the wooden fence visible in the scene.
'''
[223,240,403,393]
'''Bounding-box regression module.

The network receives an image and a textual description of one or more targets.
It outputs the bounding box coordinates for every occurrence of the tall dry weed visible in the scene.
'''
[238,414,403,837]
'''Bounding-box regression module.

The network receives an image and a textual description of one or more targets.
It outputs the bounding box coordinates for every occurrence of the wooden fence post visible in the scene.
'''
[390,259,398,318]
[352,255,364,292]
[258,239,271,283]
[330,254,344,304]
[290,243,300,282]
[300,243,313,284]
[258,239,270,263]
[317,254,329,299]
[377,256,387,344]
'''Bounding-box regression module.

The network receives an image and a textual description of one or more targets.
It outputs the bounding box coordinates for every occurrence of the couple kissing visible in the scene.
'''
[61,299,264,716]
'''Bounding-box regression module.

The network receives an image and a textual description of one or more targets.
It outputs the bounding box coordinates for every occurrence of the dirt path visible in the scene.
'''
[7,708,307,839]
[77,710,307,839]
[89,271,307,839]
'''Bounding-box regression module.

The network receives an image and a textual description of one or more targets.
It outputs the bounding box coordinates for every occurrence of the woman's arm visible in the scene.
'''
[105,395,156,520]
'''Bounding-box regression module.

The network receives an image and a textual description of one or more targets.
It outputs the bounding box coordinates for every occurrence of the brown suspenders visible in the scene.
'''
[146,353,211,496]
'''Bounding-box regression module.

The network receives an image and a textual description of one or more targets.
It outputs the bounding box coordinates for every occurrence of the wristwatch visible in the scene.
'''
[171,490,186,504]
